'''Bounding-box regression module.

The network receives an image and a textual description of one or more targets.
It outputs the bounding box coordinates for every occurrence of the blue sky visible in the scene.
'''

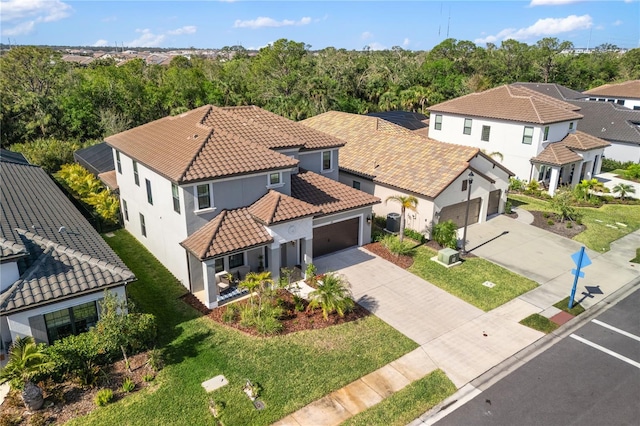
[2,0,638,50]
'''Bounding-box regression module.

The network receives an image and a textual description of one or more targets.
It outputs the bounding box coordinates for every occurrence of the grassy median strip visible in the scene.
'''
[520,314,559,334]
[409,247,538,311]
[341,369,456,426]
[72,229,418,426]
[554,297,585,316]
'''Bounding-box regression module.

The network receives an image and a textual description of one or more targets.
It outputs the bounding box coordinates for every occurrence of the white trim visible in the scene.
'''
[321,150,334,174]
[194,183,213,211]
[266,171,285,188]
[186,166,297,186]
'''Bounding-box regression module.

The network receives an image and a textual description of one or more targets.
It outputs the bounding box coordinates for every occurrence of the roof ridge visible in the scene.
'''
[178,124,215,183]
[201,210,227,259]
[268,191,280,225]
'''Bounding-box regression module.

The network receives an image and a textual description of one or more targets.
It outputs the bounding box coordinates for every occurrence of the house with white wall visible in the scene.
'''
[106,105,379,309]
[584,80,640,111]
[302,112,513,233]
[0,152,134,349]
[427,85,610,195]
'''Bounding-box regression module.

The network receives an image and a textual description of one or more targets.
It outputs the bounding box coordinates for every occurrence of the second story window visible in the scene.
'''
[116,151,122,174]
[352,180,361,190]
[522,126,534,145]
[543,126,550,141]
[122,199,129,221]
[322,151,332,171]
[569,122,574,130]
[481,125,491,142]
[140,213,147,237]
[172,183,180,214]
[145,179,153,205]
[463,118,472,135]
[267,172,282,187]
[197,184,211,210]
[133,160,140,186]
[434,114,443,130]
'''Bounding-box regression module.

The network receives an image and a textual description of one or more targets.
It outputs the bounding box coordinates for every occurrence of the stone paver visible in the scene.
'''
[360,364,411,398]
[201,374,228,392]
[389,348,437,381]
[291,395,351,426]
[331,380,383,414]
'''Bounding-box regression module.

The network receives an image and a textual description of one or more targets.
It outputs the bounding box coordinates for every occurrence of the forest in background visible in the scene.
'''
[2,38,639,153]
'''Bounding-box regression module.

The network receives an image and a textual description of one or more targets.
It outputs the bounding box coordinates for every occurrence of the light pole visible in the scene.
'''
[461,171,474,255]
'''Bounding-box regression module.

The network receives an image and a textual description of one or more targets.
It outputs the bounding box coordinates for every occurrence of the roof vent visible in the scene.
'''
[58,226,66,233]
[601,127,606,132]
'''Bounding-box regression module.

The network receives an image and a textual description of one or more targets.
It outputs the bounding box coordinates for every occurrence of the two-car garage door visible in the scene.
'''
[313,217,360,257]
[439,198,481,228]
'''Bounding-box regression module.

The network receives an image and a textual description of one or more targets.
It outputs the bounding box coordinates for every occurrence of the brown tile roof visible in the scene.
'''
[530,143,582,166]
[248,190,320,225]
[584,80,640,99]
[180,208,273,261]
[428,85,583,125]
[301,112,497,198]
[98,170,118,191]
[561,131,611,151]
[291,169,380,216]
[106,105,339,184]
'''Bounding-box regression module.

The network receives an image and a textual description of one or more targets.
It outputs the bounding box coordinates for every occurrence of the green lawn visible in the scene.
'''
[519,314,559,334]
[71,230,417,426]
[631,248,640,264]
[409,247,538,311]
[553,297,585,316]
[509,194,640,252]
[341,370,456,426]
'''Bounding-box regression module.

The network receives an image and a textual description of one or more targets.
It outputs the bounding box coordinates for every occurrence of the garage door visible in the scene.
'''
[487,189,501,216]
[313,217,359,257]
[439,198,481,228]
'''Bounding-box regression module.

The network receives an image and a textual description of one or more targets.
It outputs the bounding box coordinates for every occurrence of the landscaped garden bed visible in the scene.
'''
[530,210,586,239]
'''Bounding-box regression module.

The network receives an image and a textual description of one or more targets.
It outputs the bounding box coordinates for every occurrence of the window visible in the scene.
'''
[133,160,140,186]
[229,253,244,269]
[616,100,625,106]
[569,122,574,130]
[196,184,211,210]
[522,126,534,144]
[322,151,332,171]
[145,179,153,205]
[44,302,98,343]
[543,126,550,141]
[434,114,443,130]
[268,172,281,186]
[122,199,129,221]
[140,213,146,237]
[481,125,491,142]
[462,179,468,192]
[172,183,180,213]
[214,258,224,273]
[352,180,361,190]
[463,118,472,135]
[116,151,122,174]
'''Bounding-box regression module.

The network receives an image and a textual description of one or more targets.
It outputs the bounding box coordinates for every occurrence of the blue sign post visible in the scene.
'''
[569,246,591,309]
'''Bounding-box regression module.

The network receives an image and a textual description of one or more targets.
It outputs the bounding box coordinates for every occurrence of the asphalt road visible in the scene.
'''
[436,287,640,426]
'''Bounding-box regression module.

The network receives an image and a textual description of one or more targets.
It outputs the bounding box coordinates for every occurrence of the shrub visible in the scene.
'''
[27,412,48,426]
[222,303,239,323]
[504,200,512,214]
[601,158,633,173]
[380,234,415,256]
[293,294,305,312]
[403,228,425,243]
[143,374,155,382]
[9,138,89,174]
[122,377,135,392]
[566,222,573,228]
[307,273,355,321]
[524,179,541,194]
[623,164,640,180]
[430,220,458,250]
[543,212,550,218]
[509,177,525,192]
[146,348,164,372]
[550,188,577,222]
[94,388,113,406]
[547,219,554,225]
[0,413,22,426]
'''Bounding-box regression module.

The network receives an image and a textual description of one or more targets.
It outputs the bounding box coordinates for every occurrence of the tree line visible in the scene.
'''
[2,38,638,150]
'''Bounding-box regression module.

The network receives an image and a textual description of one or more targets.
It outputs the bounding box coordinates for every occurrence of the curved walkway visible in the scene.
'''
[512,207,534,225]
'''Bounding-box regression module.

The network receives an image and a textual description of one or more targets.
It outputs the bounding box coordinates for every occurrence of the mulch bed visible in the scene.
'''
[363,242,415,268]
[530,210,586,239]
[1,352,155,425]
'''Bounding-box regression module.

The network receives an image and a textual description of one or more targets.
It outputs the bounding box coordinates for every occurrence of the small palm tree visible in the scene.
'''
[307,273,355,321]
[612,183,636,201]
[240,271,274,310]
[0,336,54,411]
[385,195,418,242]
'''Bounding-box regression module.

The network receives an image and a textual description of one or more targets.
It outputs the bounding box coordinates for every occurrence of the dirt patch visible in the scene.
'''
[530,210,586,239]
[1,352,156,425]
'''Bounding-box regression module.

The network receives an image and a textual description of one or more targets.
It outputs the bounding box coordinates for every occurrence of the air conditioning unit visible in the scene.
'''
[386,213,401,233]
[438,248,460,265]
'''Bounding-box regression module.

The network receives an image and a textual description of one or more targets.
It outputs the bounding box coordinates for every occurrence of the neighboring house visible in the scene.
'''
[0,153,135,349]
[427,85,610,195]
[301,112,512,233]
[105,105,379,309]
[583,80,640,110]
[74,142,119,191]
[367,111,430,138]
[515,82,640,163]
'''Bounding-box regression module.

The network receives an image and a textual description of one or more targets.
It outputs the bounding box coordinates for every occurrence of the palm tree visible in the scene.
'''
[0,336,54,411]
[307,273,355,321]
[612,183,636,201]
[239,271,274,310]
[385,195,419,242]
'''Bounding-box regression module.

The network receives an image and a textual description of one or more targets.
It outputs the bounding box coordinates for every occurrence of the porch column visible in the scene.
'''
[584,161,593,180]
[548,167,560,196]
[301,238,313,278]
[202,262,219,309]
[571,164,581,187]
[269,243,282,282]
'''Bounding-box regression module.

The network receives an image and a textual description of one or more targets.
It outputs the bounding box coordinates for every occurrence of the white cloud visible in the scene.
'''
[93,39,109,47]
[475,14,592,44]
[1,0,72,36]
[612,19,623,26]
[126,29,166,48]
[233,16,312,29]
[402,38,410,47]
[361,31,374,40]
[367,42,386,51]
[168,25,197,35]
[529,0,583,6]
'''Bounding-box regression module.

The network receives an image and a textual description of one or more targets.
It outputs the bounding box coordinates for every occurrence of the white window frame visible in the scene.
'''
[145,178,153,205]
[195,183,214,213]
[172,183,180,214]
[463,118,472,135]
[522,126,534,145]
[267,171,284,188]
[321,150,333,172]
[543,126,550,141]
[434,114,442,130]
[133,160,140,186]
[122,199,129,221]
[481,125,490,142]
[140,213,147,237]
[116,151,122,174]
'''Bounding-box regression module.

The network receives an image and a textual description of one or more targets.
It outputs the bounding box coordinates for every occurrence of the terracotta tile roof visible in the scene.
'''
[248,190,320,225]
[291,169,380,216]
[584,80,640,99]
[180,208,273,261]
[301,112,495,198]
[512,82,587,101]
[561,131,611,151]
[98,170,118,191]
[428,85,583,125]
[530,143,582,166]
[0,238,27,259]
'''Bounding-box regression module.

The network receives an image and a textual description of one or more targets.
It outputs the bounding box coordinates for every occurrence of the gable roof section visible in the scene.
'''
[301,111,494,199]
[248,190,320,225]
[291,169,380,216]
[428,85,583,125]
[511,82,587,101]
[584,80,640,99]
[180,208,273,261]
[74,142,115,176]
[530,143,582,166]
[561,130,611,151]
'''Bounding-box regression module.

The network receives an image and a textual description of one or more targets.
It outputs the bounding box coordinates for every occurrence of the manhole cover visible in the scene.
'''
[482,281,496,288]
[253,400,266,410]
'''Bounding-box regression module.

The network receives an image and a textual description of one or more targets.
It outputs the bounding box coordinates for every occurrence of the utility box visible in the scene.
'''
[438,248,460,265]
[386,213,401,233]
